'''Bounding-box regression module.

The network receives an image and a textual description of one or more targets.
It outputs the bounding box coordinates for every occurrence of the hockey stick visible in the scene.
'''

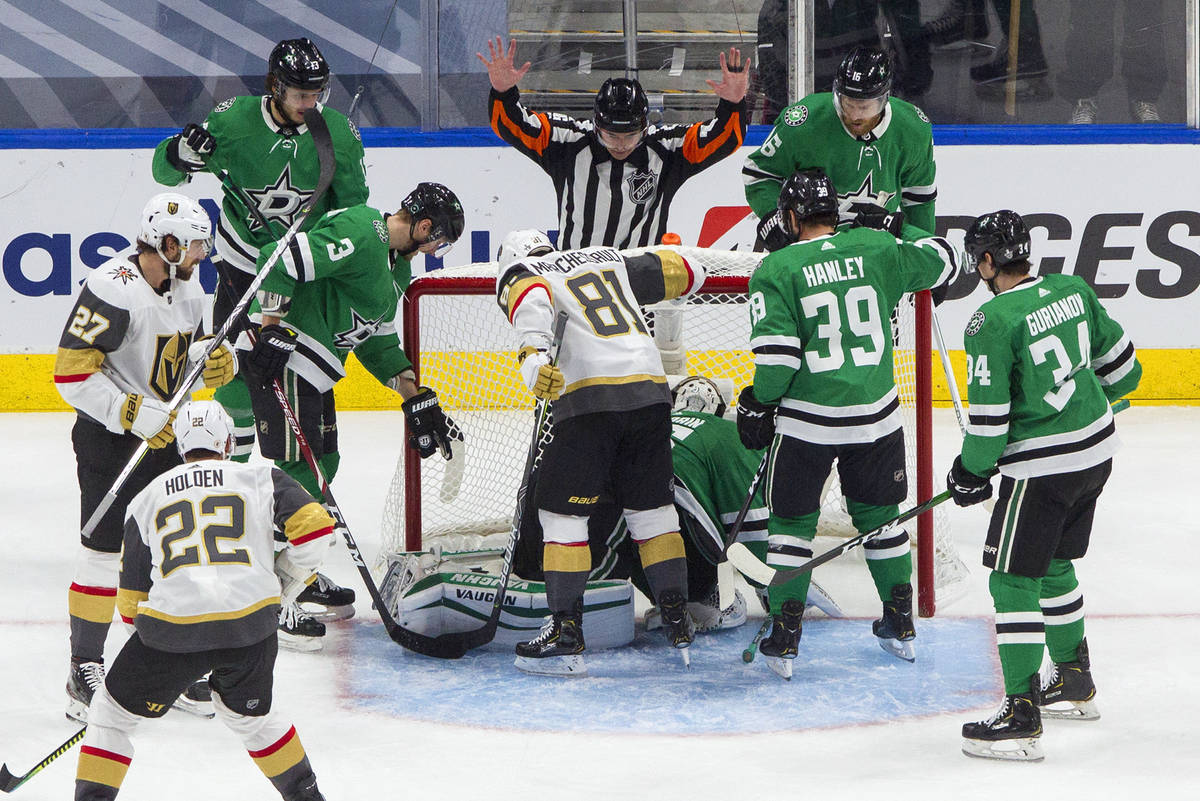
[727,489,954,587]
[741,616,773,664]
[0,726,86,793]
[721,448,771,556]
[80,107,334,541]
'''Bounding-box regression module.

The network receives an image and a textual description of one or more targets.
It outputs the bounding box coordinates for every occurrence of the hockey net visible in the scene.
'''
[380,246,967,616]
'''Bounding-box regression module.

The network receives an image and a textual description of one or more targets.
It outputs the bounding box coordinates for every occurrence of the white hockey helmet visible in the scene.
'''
[497,229,554,270]
[139,192,212,268]
[175,399,234,459]
[672,376,726,417]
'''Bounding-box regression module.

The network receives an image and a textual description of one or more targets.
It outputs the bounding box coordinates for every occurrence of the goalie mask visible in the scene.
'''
[175,399,234,459]
[139,193,212,293]
[672,376,727,418]
[497,229,554,270]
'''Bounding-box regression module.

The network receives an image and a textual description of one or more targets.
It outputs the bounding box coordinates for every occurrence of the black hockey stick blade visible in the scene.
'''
[0,726,86,793]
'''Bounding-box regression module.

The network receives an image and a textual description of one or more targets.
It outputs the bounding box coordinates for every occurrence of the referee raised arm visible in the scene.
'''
[478,36,749,249]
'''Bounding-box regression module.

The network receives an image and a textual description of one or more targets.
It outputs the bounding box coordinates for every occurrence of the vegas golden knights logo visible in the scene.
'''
[167,201,179,214]
[149,332,193,400]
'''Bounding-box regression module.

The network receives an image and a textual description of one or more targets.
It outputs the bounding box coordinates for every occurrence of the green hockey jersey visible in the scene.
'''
[670,410,767,562]
[743,93,937,238]
[748,227,957,445]
[961,274,1141,479]
[152,97,368,274]
[249,205,412,394]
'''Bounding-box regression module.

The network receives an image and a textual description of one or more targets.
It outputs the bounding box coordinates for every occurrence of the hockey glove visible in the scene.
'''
[402,386,457,460]
[736,385,777,450]
[754,209,793,253]
[518,346,565,401]
[246,324,298,389]
[167,123,216,173]
[930,281,951,307]
[117,393,177,449]
[947,455,993,507]
[851,203,904,237]
[187,337,238,388]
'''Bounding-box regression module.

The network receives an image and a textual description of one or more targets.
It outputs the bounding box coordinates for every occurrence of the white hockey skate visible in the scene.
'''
[645,588,747,633]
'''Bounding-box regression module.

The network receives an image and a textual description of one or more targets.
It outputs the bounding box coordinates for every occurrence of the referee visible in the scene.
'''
[478,36,748,250]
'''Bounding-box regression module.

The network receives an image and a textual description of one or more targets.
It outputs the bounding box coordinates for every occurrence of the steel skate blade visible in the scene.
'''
[304,603,356,623]
[643,608,662,631]
[1040,699,1100,721]
[764,655,793,680]
[65,700,89,725]
[277,633,323,653]
[171,698,216,719]
[677,646,691,669]
[961,736,1044,762]
[878,636,916,663]
[514,654,587,677]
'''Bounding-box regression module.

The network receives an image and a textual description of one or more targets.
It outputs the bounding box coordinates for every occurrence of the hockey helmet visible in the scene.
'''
[139,192,212,267]
[402,182,465,255]
[672,376,727,418]
[175,399,234,459]
[268,38,330,101]
[964,210,1031,273]
[594,78,649,134]
[497,229,555,270]
[833,46,893,100]
[777,168,839,233]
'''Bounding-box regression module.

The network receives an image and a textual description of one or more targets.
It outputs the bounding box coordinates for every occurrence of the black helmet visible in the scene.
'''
[964,210,1031,272]
[268,38,330,94]
[402,182,465,245]
[594,78,649,133]
[833,46,892,100]
[778,168,839,225]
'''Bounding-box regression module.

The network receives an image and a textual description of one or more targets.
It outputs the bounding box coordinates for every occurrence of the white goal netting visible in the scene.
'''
[380,246,967,611]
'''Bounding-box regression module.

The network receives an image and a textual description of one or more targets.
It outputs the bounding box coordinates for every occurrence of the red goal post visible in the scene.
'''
[386,246,962,617]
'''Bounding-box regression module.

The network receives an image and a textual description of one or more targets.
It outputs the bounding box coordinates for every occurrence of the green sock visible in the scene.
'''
[1041,558,1085,664]
[763,510,818,614]
[990,570,1044,695]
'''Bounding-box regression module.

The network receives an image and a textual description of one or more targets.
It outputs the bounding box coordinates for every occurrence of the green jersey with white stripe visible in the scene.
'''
[743,93,937,237]
[961,273,1141,479]
[250,204,413,393]
[748,226,957,445]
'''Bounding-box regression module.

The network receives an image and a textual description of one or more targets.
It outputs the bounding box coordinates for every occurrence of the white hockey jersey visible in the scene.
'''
[54,249,208,432]
[496,246,703,419]
[119,460,334,652]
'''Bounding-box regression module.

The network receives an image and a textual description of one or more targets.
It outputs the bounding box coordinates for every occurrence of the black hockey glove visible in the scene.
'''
[167,123,216,173]
[947,455,993,507]
[736,385,777,450]
[851,203,904,237]
[754,210,793,253]
[403,386,457,460]
[930,281,951,307]
[246,324,298,389]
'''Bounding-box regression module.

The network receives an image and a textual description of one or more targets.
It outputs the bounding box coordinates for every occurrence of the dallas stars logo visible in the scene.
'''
[243,163,314,231]
[837,172,895,223]
[333,309,385,350]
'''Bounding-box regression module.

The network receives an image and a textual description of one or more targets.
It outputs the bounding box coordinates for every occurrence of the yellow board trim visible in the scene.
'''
[136,595,279,625]
[4,350,1196,412]
[544,543,591,573]
[637,531,685,567]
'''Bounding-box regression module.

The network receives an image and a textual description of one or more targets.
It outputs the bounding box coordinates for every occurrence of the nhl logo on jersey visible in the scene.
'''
[784,105,808,126]
[965,310,986,337]
[625,171,658,204]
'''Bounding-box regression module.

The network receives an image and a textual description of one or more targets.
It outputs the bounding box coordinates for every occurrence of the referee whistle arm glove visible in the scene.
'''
[187,337,238,388]
[402,386,459,460]
[851,203,904,237]
[736,385,777,450]
[754,209,793,253]
[117,393,177,449]
[947,455,993,507]
[167,123,216,173]
[518,347,564,401]
[246,324,298,389]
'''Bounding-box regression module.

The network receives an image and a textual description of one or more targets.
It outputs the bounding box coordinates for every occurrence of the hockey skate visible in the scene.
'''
[644,587,747,633]
[514,604,587,677]
[961,683,1044,762]
[1039,639,1100,721]
[65,657,105,724]
[297,572,356,622]
[172,677,215,719]
[278,601,326,652]
[759,600,804,680]
[873,583,916,662]
[657,591,695,668]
